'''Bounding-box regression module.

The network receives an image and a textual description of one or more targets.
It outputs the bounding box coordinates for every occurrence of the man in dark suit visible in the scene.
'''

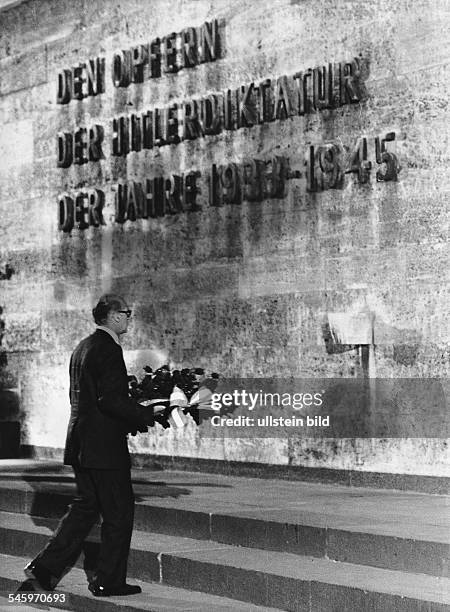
[24,294,154,597]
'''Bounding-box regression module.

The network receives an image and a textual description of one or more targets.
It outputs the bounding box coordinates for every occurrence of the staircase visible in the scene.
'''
[0,460,448,611]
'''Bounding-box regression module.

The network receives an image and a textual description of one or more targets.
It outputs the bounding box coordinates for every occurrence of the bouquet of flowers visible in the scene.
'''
[128,365,220,429]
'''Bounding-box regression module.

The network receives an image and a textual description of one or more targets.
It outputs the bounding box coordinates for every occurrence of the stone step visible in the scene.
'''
[0,511,448,611]
[0,473,447,577]
[0,553,280,612]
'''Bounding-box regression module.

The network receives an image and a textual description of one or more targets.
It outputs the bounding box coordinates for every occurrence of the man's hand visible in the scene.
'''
[129,424,148,436]
[138,400,155,427]
[144,412,155,427]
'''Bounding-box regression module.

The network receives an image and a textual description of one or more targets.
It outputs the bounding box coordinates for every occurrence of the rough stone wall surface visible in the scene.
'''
[0,0,448,475]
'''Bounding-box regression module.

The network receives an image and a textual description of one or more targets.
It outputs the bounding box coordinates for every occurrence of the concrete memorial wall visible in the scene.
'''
[0,0,448,478]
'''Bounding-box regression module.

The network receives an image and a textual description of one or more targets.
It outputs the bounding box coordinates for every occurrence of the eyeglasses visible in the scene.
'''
[117,310,132,319]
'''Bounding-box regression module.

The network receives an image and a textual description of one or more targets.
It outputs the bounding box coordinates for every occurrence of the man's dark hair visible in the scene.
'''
[92,294,123,325]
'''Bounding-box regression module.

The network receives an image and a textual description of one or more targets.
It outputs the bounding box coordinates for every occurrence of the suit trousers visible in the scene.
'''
[34,466,134,588]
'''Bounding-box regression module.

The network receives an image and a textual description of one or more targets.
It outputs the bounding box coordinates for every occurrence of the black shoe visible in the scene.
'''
[23,560,56,591]
[88,581,142,597]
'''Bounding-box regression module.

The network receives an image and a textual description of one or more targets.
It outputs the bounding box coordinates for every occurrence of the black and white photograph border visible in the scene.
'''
[0,0,448,610]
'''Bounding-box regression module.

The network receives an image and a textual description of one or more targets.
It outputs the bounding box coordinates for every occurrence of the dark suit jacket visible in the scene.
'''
[63,329,148,469]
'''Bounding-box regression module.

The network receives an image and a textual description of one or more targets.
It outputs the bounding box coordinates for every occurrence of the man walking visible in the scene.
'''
[24,294,153,597]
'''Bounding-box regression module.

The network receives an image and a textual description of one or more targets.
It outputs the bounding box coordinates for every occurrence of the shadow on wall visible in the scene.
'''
[0,269,21,458]
[0,262,16,375]
[0,264,14,281]
[53,235,88,280]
